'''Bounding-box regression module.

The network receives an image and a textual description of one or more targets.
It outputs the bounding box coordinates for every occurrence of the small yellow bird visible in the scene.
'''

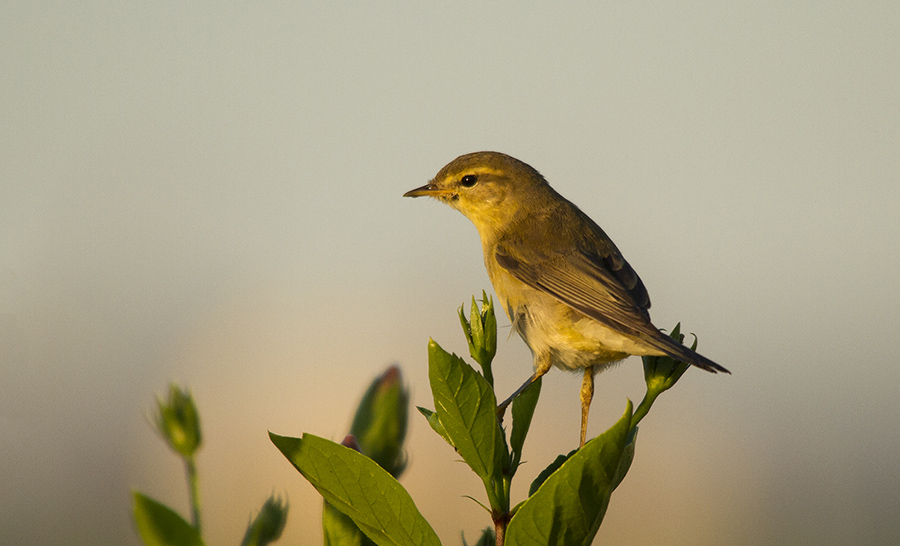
[405,151,728,446]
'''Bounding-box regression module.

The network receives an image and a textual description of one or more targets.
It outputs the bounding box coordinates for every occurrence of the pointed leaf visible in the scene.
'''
[611,428,638,492]
[479,292,497,368]
[509,376,542,473]
[270,433,440,546]
[427,339,504,482]
[527,447,576,498]
[506,401,633,546]
[470,298,485,353]
[132,492,204,546]
[416,406,455,449]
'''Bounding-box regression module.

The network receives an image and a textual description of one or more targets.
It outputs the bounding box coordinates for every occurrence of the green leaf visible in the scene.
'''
[416,406,455,449]
[506,401,633,546]
[611,427,638,492]
[269,432,440,546]
[509,376,541,473]
[132,492,204,546]
[323,501,374,546]
[427,339,505,483]
[527,448,576,498]
[479,291,497,367]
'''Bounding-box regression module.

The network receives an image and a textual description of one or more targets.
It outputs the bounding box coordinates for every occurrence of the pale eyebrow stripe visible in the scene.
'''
[471,167,504,176]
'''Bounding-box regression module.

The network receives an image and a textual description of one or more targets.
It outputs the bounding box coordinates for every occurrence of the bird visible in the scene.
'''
[404,151,728,447]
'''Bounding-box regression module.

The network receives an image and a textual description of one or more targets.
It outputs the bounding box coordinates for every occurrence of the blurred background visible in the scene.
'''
[2,2,899,545]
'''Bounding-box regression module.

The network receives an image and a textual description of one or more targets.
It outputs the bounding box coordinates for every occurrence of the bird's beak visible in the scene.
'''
[403,182,454,198]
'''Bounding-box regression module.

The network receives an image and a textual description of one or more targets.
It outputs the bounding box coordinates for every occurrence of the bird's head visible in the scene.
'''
[404,151,548,237]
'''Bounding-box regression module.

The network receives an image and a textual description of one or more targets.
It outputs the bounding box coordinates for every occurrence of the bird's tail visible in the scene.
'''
[645,330,730,374]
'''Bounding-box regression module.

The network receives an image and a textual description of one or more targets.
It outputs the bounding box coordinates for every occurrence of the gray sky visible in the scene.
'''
[2,2,899,545]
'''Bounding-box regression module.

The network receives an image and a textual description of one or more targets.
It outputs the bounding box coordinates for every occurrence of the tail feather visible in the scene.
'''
[643,330,730,374]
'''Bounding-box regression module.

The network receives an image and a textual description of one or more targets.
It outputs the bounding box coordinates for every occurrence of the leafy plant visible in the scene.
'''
[271,294,707,545]
[133,385,288,546]
[321,365,411,546]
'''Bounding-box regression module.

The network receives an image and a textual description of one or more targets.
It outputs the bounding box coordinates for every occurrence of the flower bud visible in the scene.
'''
[340,434,361,452]
[458,291,498,385]
[642,323,695,395]
[153,384,202,458]
[349,366,409,477]
[241,495,288,546]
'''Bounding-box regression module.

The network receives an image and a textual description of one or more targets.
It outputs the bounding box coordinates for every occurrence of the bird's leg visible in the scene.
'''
[579,366,597,448]
[496,354,552,424]
[496,373,538,420]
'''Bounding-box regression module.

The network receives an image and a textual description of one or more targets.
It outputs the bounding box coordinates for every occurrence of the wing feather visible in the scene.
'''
[493,206,728,373]
[494,248,653,338]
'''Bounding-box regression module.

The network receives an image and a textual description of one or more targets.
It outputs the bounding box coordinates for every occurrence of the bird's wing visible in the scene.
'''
[494,210,728,373]
[494,244,653,337]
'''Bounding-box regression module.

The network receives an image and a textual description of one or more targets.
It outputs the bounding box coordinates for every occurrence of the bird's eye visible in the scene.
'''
[460,175,478,188]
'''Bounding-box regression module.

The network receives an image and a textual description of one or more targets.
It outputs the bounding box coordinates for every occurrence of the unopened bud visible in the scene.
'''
[153,384,202,458]
[349,365,409,477]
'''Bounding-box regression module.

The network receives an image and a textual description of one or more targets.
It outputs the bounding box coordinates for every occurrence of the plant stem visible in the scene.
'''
[185,456,201,532]
[631,389,660,429]
[493,510,509,546]
[483,473,510,545]
[481,476,505,516]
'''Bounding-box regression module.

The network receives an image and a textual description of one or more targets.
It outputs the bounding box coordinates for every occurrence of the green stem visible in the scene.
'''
[481,473,511,545]
[631,388,661,429]
[185,456,201,532]
[501,475,512,508]
[479,359,494,390]
[480,476,504,514]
